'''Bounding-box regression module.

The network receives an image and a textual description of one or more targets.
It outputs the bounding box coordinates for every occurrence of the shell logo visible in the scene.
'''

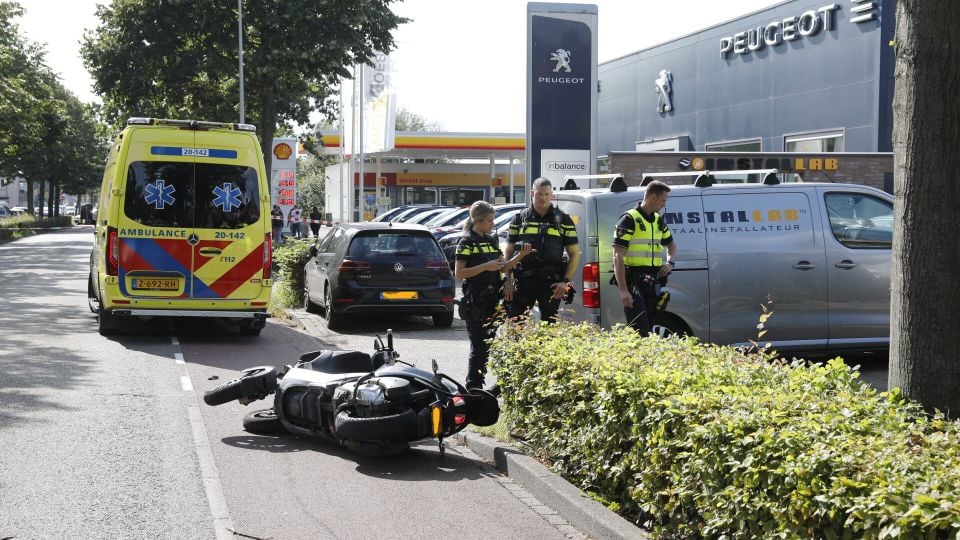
[273,143,293,160]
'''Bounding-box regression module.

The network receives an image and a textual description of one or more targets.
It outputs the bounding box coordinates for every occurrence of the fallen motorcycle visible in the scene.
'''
[203,330,499,456]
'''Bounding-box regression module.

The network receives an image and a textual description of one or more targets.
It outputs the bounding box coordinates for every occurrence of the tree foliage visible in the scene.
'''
[0,1,105,215]
[81,0,406,176]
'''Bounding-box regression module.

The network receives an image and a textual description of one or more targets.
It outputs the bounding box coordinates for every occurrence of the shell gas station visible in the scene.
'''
[316,131,526,222]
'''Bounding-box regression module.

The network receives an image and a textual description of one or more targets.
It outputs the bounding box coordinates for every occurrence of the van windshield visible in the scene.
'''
[124,161,261,229]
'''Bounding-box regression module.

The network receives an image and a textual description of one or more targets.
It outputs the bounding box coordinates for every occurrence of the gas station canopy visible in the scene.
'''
[313,130,525,161]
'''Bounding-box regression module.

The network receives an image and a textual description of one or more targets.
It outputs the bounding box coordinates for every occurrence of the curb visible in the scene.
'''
[455,431,648,540]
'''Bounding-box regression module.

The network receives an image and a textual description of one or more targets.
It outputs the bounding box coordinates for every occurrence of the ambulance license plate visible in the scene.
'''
[132,278,179,291]
[381,291,418,300]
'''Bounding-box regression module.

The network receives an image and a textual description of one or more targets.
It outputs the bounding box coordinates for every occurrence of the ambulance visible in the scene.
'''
[88,118,273,336]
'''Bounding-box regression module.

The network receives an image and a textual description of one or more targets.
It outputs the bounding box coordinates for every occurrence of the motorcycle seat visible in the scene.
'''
[302,350,379,374]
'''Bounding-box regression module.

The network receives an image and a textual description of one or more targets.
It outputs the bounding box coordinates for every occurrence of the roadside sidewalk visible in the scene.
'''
[285,308,647,540]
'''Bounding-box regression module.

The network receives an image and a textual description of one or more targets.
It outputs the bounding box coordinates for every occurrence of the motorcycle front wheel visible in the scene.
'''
[202,366,278,406]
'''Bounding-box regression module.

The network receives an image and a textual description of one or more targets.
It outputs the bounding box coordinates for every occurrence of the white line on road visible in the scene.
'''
[168,327,236,540]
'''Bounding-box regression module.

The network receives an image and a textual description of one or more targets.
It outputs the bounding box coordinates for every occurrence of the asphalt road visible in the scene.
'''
[0,228,570,540]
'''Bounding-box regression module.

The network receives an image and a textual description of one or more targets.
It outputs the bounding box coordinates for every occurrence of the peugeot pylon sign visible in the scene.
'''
[527,2,598,187]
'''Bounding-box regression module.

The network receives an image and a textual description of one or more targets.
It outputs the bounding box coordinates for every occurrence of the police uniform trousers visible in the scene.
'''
[508,275,561,324]
[460,296,499,389]
[624,269,660,336]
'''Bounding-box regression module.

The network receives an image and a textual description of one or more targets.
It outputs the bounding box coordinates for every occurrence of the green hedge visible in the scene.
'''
[271,239,313,307]
[0,214,73,241]
[489,322,960,538]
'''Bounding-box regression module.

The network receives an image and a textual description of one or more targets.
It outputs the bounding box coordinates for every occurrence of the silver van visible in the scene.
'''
[554,175,893,354]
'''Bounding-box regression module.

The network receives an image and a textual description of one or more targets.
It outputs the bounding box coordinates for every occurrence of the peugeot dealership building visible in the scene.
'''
[598,0,895,186]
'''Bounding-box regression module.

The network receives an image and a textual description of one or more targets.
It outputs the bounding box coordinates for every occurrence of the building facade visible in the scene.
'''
[598,0,896,157]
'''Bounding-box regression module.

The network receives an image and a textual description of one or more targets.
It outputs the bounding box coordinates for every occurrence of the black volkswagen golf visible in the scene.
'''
[303,223,455,330]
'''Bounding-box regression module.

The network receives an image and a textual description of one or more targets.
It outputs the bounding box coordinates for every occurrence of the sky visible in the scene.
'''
[17,0,780,133]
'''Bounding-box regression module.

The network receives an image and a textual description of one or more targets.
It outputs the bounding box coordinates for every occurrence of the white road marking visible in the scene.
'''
[175,352,185,364]
[180,376,193,391]
[171,336,180,346]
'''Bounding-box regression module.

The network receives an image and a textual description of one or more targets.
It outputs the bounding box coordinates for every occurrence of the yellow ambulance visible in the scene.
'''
[88,118,273,336]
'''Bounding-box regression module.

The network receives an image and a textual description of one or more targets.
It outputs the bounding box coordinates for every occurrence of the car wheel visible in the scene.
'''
[242,408,286,435]
[324,286,343,330]
[432,311,454,328]
[334,407,418,441]
[303,283,320,314]
[202,366,278,406]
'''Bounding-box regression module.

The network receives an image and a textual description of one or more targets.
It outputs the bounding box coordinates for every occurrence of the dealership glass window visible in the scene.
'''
[704,139,762,152]
[785,132,844,153]
[823,192,892,249]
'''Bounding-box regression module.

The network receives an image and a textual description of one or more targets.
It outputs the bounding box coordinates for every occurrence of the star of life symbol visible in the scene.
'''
[550,49,571,73]
[144,179,176,210]
[212,182,242,212]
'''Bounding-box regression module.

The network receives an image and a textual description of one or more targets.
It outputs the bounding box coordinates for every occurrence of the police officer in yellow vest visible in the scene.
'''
[504,178,580,323]
[613,180,677,335]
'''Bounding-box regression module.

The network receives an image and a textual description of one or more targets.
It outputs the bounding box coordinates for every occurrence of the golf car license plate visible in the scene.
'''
[132,278,179,291]
[381,291,418,300]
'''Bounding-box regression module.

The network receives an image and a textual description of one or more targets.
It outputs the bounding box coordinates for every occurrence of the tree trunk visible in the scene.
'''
[47,182,55,218]
[258,86,277,192]
[26,179,34,215]
[889,0,960,417]
[37,181,45,217]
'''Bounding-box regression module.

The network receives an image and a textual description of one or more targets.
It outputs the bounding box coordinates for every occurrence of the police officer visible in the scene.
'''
[504,178,580,324]
[454,201,531,390]
[612,180,677,335]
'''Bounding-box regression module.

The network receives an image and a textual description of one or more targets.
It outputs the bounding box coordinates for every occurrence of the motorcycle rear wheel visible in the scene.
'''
[334,408,417,441]
[243,408,286,435]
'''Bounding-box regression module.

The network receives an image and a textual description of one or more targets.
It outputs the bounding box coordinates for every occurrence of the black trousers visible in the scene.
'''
[623,277,659,336]
[465,315,497,389]
[508,279,561,324]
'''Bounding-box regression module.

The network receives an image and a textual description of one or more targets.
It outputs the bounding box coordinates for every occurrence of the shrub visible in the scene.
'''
[271,239,313,307]
[0,214,73,241]
[489,322,960,538]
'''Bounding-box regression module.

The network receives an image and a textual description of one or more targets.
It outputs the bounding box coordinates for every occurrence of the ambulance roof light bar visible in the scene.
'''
[126,117,257,132]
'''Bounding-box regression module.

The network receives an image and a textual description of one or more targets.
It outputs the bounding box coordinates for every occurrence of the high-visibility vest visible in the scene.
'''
[622,208,670,267]
[510,207,574,268]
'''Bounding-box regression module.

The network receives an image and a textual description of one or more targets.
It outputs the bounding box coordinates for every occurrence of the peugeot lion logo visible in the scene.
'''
[655,69,673,113]
[550,49,572,73]
[394,263,404,273]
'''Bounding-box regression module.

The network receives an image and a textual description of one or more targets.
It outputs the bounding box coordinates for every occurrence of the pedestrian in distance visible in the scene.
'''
[309,206,322,238]
[271,205,284,245]
[612,180,677,336]
[504,177,580,324]
[454,201,532,390]
[288,205,302,239]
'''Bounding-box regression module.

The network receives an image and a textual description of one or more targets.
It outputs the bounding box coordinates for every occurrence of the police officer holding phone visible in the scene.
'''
[504,178,580,324]
[455,201,531,390]
[612,180,677,335]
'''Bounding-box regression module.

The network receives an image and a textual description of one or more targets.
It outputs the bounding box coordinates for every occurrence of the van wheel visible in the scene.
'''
[324,287,343,330]
[239,319,265,336]
[432,311,454,328]
[652,314,689,338]
[97,303,120,335]
[87,273,99,314]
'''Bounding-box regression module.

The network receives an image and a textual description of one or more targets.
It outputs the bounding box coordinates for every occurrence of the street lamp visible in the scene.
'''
[238,0,245,123]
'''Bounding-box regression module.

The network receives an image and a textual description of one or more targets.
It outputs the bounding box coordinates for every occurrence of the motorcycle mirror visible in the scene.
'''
[432,359,439,375]
[374,335,383,351]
